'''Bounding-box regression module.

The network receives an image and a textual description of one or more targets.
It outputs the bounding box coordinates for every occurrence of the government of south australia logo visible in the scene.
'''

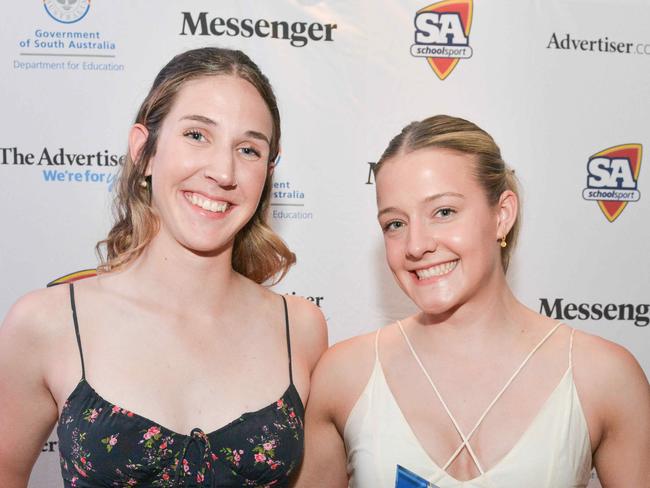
[582,144,642,222]
[43,0,90,24]
[410,0,473,80]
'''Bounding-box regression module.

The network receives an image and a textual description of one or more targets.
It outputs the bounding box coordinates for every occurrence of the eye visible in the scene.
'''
[383,220,405,233]
[183,129,207,142]
[435,207,456,218]
[238,146,262,159]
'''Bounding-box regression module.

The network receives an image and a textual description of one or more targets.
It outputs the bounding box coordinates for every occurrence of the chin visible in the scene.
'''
[406,287,462,317]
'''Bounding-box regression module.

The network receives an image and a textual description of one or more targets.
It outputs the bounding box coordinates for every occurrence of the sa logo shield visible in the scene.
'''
[582,144,642,222]
[410,0,474,80]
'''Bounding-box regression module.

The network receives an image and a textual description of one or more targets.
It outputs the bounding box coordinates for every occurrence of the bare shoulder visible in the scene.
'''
[1,284,71,343]
[309,330,379,431]
[572,329,648,386]
[283,294,328,371]
[572,328,650,422]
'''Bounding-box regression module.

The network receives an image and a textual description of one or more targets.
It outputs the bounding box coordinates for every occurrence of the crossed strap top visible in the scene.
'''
[344,322,592,488]
[57,283,304,487]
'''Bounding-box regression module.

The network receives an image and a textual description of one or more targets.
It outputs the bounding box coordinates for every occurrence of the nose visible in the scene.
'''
[405,219,437,260]
[203,147,237,188]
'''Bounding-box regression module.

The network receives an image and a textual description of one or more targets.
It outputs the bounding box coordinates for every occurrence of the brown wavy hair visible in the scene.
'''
[374,114,521,272]
[96,47,295,284]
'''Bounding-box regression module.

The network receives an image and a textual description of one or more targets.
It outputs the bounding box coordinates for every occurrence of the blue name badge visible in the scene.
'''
[395,465,440,488]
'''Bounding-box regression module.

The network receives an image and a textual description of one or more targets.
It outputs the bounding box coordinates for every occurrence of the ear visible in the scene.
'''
[268,147,280,176]
[495,190,518,239]
[128,124,150,175]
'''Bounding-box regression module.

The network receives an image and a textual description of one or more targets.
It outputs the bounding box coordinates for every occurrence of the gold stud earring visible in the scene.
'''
[499,236,508,248]
[139,178,148,188]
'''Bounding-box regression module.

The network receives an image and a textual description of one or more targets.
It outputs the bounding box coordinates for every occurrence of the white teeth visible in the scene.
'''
[186,192,229,213]
[415,260,458,280]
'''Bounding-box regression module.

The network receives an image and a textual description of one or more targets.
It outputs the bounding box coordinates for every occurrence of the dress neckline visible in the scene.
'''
[372,356,575,484]
[59,377,302,439]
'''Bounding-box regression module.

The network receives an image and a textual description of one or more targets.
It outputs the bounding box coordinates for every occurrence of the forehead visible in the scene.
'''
[166,75,273,129]
[376,147,480,204]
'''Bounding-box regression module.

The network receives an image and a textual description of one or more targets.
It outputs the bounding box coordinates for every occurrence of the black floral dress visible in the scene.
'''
[58,284,304,487]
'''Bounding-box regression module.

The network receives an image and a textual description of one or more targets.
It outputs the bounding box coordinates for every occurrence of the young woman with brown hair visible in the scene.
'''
[0,47,327,487]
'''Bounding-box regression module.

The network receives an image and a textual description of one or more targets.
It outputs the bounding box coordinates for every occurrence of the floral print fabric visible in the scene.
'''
[58,379,304,487]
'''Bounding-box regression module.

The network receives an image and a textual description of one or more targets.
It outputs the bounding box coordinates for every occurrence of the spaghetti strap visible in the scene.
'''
[374,328,382,362]
[569,327,576,368]
[68,283,86,380]
[397,320,563,476]
[281,295,293,385]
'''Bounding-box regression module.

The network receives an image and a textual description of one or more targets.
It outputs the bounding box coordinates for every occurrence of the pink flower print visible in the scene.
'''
[162,473,170,481]
[263,441,274,451]
[276,399,284,408]
[74,463,88,478]
[211,453,218,461]
[182,458,190,473]
[234,450,243,462]
[159,441,167,450]
[196,472,205,482]
[111,405,121,415]
[127,479,137,486]
[109,435,118,446]
[254,453,267,463]
[83,408,101,423]
[143,426,161,440]
[289,411,296,418]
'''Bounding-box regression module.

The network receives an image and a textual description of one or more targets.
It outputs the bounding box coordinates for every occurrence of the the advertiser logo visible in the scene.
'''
[43,0,90,24]
[1,146,123,191]
[547,33,650,56]
[540,298,649,327]
[270,156,313,221]
[180,12,337,48]
[12,3,123,72]
[582,144,642,222]
[411,0,473,80]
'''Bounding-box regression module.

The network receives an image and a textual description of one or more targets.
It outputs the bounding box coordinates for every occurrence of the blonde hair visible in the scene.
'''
[374,114,521,272]
[96,47,295,284]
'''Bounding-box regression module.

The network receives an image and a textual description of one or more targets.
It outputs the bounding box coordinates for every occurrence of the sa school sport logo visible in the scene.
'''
[43,0,90,24]
[411,0,473,80]
[582,144,642,222]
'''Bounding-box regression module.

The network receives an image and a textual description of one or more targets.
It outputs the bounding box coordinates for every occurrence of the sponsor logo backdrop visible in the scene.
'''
[1,1,648,486]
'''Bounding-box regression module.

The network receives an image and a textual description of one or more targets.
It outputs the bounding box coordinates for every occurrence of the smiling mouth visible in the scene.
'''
[185,192,230,213]
[414,260,459,280]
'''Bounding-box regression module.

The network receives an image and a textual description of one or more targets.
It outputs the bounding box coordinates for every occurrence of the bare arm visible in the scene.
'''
[294,333,377,488]
[0,294,60,487]
[576,334,650,487]
[294,346,349,487]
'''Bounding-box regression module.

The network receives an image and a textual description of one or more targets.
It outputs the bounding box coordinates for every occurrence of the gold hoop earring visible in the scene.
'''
[499,236,508,248]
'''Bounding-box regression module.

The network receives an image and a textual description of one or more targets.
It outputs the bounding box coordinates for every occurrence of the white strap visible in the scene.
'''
[374,328,381,362]
[397,320,485,474]
[397,320,563,474]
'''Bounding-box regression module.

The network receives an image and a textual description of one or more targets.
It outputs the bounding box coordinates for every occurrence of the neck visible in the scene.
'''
[114,229,241,316]
[415,266,530,344]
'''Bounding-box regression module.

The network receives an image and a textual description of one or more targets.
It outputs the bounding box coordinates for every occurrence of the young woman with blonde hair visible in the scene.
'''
[297,115,650,488]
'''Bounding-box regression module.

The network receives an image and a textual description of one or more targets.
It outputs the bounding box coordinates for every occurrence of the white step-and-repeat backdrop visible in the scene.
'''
[1,1,648,486]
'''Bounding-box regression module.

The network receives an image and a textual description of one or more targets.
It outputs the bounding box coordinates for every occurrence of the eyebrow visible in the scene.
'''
[377,192,465,219]
[179,114,271,146]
